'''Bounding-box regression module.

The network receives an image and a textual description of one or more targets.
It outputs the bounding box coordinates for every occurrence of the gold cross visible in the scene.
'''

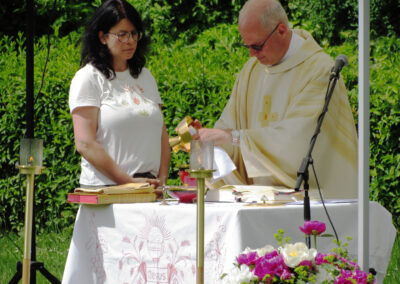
[258,95,278,127]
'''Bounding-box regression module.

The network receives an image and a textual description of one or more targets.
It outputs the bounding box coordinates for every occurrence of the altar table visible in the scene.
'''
[62,201,395,283]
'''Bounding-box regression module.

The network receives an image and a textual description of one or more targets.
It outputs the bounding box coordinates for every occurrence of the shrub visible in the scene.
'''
[325,35,400,229]
[288,0,400,45]
[0,0,97,39]
[128,0,247,44]
[0,32,82,232]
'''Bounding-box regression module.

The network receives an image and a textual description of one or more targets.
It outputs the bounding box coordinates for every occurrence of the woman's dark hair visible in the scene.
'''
[80,0,149,79]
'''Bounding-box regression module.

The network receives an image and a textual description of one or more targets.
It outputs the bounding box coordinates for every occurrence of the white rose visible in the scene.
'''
[221,264,257,284]
[281,242,317,268]
[257,245,275,257]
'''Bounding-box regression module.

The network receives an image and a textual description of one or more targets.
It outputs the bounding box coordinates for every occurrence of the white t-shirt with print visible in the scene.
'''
[69,64,163,185]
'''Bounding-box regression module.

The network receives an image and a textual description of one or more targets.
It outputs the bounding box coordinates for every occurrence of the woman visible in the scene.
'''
[69,0,170,188]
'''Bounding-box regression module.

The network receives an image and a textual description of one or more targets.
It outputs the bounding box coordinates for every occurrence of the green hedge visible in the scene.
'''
[323,34,400,229]
[1,23,399,232]
[289,0,400,45]
[0,32,82,232]
[3,0,399,45]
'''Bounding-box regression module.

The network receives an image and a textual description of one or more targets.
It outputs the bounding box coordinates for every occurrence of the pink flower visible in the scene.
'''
[299,220,326,235]
[334,268,374,284]
[253,251,291,281]
[237,251,258,266]
[315,252,337,265]
[299,260,313,270]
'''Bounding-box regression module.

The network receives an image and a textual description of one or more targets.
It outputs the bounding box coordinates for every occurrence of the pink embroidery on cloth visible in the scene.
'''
[85,211,227,283]
[119,212,195,283]
[85,212,107,283]
[205,215,227,283]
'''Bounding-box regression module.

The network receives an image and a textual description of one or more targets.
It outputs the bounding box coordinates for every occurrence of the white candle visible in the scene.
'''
[190,140,214,170]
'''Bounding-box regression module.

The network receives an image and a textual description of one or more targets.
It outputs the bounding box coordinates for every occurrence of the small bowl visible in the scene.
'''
[167,187,197,203]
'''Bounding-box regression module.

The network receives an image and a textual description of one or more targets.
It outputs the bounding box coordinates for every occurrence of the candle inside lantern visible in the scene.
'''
[190,140,214,170]
[19,138,43,166]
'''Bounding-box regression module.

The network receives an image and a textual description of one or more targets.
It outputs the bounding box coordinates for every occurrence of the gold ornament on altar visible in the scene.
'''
[169,116,200,153]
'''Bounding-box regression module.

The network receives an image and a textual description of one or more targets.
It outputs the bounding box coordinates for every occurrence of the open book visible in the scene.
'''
[68,183,156,205]
[74,182,154,194]
[205,185,303,203]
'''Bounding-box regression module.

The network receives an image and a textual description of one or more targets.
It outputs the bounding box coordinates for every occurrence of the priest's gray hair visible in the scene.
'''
[240,0,289,29]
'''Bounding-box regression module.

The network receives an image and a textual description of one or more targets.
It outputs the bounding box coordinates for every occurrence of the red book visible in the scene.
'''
[67,192,156,205]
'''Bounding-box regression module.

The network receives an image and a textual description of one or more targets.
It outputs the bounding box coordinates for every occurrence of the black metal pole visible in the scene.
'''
[26,0,39,283]
[26,0,34,139]
[294,74,340,248]
[26,0,38,283]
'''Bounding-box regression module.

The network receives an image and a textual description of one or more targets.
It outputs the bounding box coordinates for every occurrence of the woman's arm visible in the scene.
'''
[72,106,136,184]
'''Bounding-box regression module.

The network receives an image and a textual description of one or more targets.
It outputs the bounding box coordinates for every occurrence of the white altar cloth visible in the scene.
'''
[62,201,395,283]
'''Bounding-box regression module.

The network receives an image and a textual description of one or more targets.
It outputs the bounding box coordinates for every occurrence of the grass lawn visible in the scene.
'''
[0,230,71,283]
[1,230,399,283]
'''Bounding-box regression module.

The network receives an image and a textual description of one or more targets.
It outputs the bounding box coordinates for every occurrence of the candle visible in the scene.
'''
[19,138,43,166]
[190,140,214,170]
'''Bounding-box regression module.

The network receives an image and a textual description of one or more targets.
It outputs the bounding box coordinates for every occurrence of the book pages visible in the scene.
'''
[74,182,154,195]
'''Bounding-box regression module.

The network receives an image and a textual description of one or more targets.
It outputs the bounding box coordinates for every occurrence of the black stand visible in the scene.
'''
[9,0,59,282]
[8,204,60,284]
[294,71,341,248]
[8,216,61,283]
[9,261,60,284]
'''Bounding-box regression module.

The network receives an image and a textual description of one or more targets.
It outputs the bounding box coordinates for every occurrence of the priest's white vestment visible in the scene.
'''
[214,29,358,199]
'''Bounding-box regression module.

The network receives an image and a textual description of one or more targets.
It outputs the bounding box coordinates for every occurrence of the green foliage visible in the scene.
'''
[288,0,400,45]
[0,32,82,232]
[273,228,291,246]
[368,37,400,230]
[0,0,96,38]
[131,0,247,44]
[385,233,400,282]
[332,236,353,260]
[0,230,71,282]
[323,35,400,230]
[2,0,247,44]
[2,0,400,46]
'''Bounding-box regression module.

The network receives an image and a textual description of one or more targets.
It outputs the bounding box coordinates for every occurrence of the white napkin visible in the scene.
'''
[206,185,301,203]
[212,146,236,180]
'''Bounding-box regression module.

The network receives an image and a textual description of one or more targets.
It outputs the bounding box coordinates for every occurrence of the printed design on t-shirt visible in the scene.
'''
[258,95,278,127]
[121,84,155,116]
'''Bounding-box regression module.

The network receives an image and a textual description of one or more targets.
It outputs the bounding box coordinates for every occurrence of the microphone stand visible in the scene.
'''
[294,70,341,248]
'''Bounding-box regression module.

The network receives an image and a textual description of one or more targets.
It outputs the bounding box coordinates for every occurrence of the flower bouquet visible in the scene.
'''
[220,221,375,284]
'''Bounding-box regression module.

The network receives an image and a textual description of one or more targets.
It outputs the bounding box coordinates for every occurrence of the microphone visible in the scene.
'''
[330,54,348,79]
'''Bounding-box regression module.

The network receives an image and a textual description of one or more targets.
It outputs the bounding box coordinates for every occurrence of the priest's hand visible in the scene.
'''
[193,128,232,146]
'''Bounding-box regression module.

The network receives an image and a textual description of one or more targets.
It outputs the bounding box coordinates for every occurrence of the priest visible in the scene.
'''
[194,0,358,199]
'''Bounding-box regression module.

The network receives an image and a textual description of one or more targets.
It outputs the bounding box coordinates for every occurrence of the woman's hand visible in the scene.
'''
[132,177,161,187]
[131,177,163,198]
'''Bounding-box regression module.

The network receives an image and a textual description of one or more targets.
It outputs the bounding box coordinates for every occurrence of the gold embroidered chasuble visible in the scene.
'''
[214,30,358,199]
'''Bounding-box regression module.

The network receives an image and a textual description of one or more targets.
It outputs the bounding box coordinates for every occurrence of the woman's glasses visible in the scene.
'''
[106,31,142,43]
